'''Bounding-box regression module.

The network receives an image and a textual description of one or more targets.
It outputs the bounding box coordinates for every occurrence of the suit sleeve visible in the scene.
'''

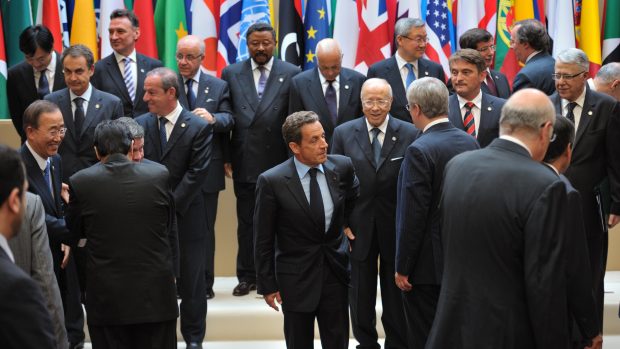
[343,157,360,227]
[606,101,620,214]
[329,127,344,155]
[166,184,180,277]
[174,122,212,215]
[254,174,279,295]
[112,98,124,120]
[7,69,25,140]
[288,78,303,115]
[65,180,84,242]
[212,83,234,133]
[512,72,531,93]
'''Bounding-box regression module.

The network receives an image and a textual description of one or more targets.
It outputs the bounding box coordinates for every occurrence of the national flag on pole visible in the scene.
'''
[602,0,620,64]
[155,0,188,71]
[59,0,70,48]
[185,0,193,33]
[134,0,158,58]
[237,0,272,62]
[278,0,304,67]
[70,0,99,60]
[99,0,125,58]
[333,0,359,69]
[355,0,396,75]
[456,0,496,48]
[303,0,329,70]
[1,0,33,67]
[546,0,575,58]
[192,0,219,76]
[34,0,64,53]
[575,0,602,76]
[423,0,456,78]
[397,0,421,19]
[0,10,9,119]
[217,0,242,76]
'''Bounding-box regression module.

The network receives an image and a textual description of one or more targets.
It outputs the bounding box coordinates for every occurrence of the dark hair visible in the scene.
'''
[22,100,60,131]
[0,144,26,204]
[110,8,140,27]
[513,19,550,52]
[246,22,276,41]
[459,28,493,50]
[449,49,487,73]
[282,111,320,144]
[19,25,54,56]
[115,117,144,139]
[146,67,180,98]
[93,120,133,157]
[61,44,95,69]
[543,115,575,163]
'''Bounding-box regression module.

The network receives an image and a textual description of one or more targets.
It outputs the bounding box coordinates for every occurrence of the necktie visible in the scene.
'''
[73,97,85,136]
[463,102,476,137]
[38,70,50,98]
[257,66,267,100]
[325,81,338,125]
[308,168,325,233]
[485,74,498,96]
[43,160,52,195]
[124,57,136,102]
[159,117,168,150]
[405,63,416,89]
[371,128,382,167]
[566,102,577,124]
[186,79,196,110]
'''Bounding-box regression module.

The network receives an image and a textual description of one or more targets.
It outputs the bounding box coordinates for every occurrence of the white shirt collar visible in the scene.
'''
[365,115,389,134]
[544,162,560,175]
[395,51,417,70]
[70,83,93,101]
[160,102,183,125]
[318,69,339,85]
[0,234,15,263]
[423,117,450,133]
[526,50,542,63]
[25,141,49,171]
[184,69,201,84]
[561,86,587,109]
[500,135,533,157]
[251,56,274,72]
[114,49,137,64]
[457,90,483,109]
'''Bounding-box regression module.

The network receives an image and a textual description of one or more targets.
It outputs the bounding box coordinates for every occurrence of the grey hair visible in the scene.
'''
[596,62,620,83]
[499,90,555,135]
[395,18,425,37]
[146,67,180,98]
[406,77,449,118]
[556,48,589,72]
[115,117,144,139]
[360,78,393,99]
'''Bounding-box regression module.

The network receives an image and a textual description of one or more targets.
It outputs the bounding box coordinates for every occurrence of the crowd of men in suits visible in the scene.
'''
[2,7,620,349]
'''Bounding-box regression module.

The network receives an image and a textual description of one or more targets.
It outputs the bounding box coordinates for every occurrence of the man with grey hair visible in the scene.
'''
[368,18,445,123]
[550,47,620,331]
[510,19,556,95]
[427,89,572,348]
[289,38,366,144]
[395,77,478,348]
[594,62,620,101]
[115,117,145,162]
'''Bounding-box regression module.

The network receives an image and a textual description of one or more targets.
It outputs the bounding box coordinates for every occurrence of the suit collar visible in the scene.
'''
[423,118,450,133]
[19,145,61,215]
[103,53,132,103]
[493,136,532,157]
[161,108,191,159]
[0,234,14,263]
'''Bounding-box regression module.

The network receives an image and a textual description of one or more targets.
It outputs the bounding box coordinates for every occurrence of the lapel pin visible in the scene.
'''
[95,104,100,109]
[279,77,284,82]
[344,85,350,90]
[181,123,186,128]
[392,136,396,141]
[588,111,593,115]
[140,68,145,73]
[487,106,492,111]
[424,71,429,76]
[205,87,210,94]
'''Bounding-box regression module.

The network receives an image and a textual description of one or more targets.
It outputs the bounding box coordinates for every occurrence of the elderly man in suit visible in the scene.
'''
[289,38,366,144]
[255,111,359,349]
[222,22,300,296]
[0,144,56,349]
[330,78,416,349]
[549,48,620,331]
[510,19,556,95]
[136,67,212,349]
[368,18,445,123]
[92,9,163,118]
[594,62,620,101]
[8,25,66,142]
[448,49,505,148]
[426,89,571,348]
[177,35,234,299]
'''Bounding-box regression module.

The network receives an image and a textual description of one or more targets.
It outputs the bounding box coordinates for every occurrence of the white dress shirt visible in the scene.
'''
[395,51,419,90]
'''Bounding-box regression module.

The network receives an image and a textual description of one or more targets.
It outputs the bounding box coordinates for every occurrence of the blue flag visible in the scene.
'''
[303,0,329,70]
[237,0,272,62]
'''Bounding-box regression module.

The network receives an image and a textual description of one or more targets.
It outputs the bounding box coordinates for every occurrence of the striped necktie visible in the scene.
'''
[463,102,476,137]
[124,57,136,102]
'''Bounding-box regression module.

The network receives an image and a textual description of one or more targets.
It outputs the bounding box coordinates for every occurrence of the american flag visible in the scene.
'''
[424,0,456,77]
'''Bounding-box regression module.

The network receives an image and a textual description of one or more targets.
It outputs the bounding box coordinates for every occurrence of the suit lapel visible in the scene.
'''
[236,60,259,112]
[135,54,148,106]
[144,114,163,159]
[58,90,78,140]
[52,52,65,91]
[337,70,354,121]
[448,94,465,131]
[105,55,132,103]
[378,118,399,170]
[386,58,407,108]
[24,65,38,101]
[574,89,595,148]
[256,60,287,118]
[479,93,497,132]
[50,156,63,213]
[162,110,190,159]
[284,160,315,224]
[322,160,340,231]
[308,70,333,126]
[21,147,57,215]
[177,74,190,109]
[81,88,102,139]
[354,119,376,168]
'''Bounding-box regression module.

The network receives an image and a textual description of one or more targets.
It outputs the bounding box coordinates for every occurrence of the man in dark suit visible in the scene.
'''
[593,62,620,101]
[136,67,212,349]
[448,49,505,148]
[221,22,300,296]
[330,78,416,349]
[91,9,163,118]
[368,18,445,123]
[511,19,556,95]
[66,121,179,349]
[458,28,511,99]
[426,89,571,348]
[255,111,359,349]
[289,38,366,144]
[549,48,620,331]
[0,144,56,349]
[8,25,66,142]
[177,35,234,299]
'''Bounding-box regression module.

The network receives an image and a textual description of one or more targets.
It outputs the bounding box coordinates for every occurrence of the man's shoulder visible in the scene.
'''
[291,68,315,83]
[44,88,68,102]
[273,59,302,75]
[222,60,247,76]
[136,53,163,68]
[368,56,395,73]
[200,73,227,88]
[341,67,366,81]
[91,87,122,103]
[419,57,443,71]
[134,112,153,124]
[482,92,507,107]
[95,53,116,67]
[7,60,31,77]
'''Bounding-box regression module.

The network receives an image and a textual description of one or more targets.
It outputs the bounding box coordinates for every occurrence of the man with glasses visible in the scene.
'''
[92,8,163,118]
[549,48,620,333]
[593,62,620,101]
[510,19,556,95]
[368,18,445,123]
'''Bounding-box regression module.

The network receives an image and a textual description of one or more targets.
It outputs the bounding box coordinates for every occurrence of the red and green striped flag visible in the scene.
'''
[154,0,188,71]
[0,10,10,119]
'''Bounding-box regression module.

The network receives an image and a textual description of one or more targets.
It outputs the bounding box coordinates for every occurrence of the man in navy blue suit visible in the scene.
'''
[510,19,556,95]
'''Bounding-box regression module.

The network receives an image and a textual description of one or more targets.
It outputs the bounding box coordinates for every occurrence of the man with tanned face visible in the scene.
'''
[510,19,556,95]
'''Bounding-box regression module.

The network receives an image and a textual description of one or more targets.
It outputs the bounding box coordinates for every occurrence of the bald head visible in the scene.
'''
[594,62,620,101]
[316,38,343,81]
[176,35,205,79]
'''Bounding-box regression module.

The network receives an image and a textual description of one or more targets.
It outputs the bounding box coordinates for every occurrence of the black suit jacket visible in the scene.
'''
[178,72,234,193]
[7,52,66,141]
[45,86,124,182]
[512,52,556,95]
[66,154,179,326]
[427,139,571,348]
[447,92,505,148]
[485,69,511,99]
[330,116,417,261]
[222,58,300,183]
[367,56,446,122]
[289,67,366,143]
[254,155,359,312]
[92,53,163,118]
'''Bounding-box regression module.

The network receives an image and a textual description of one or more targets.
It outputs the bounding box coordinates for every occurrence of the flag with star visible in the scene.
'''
[278,0,304,67]
[154,0,188,71]
[423,0,456,79]
[303,0,329,70]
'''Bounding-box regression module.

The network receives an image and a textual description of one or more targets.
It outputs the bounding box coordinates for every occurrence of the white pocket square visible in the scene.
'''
[390,157,404,161]
[206,98,215,102]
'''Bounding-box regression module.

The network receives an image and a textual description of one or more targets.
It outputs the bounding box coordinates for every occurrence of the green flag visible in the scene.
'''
[602,0,620,64]
[0,9,9,119]
[154,0,187,71]
[1,0,33,67]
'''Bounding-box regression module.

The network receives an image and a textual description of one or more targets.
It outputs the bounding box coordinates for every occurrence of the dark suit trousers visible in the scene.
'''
[401,284,440,349]
[233,181,256,283]
[89,319,176,349]
[350,229,407,349]
[588,231,607,329]
[204,191,219,291]
[59,251,85,344]
[283,265,349,349]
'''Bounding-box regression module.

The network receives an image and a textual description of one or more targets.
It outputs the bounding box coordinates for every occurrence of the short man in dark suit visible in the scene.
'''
[177,35,234,299]
[255,111,360,349]
[289,38,366,144]
[511,19,556,95]
[448,49,505,147]
[91,9,163,118]
[0,144,56,349]
[593,62,620,101]
[395,77,479,348]
[549,48,620,331]
[221,22,300,296]
[8,25,66,142]
[66,121,179,349]
[426,89,571,348]
[330,78,416,349]
[368,18,446,123]
[458,28,511,99]
[136,67,212,349]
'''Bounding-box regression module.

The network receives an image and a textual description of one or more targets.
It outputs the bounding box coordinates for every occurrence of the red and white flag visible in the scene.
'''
[192,0,219,76]
[355,0,397,75]
[35,0,64,52]
[456,0,496,48]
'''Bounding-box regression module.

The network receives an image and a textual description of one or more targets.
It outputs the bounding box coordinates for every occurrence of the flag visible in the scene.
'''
[355,0,396,74]
[1,0,33,67]
[237,0,272,62]
[185,0,193,33]
[303,0,329,70]
[59,0,70,48]
[397,0,421,19]
[575,0,602,76]
[456,0,496,48]
[34,0,64,52]
[333,0,358,69]
[134,0,158,58]
[217,0,242,76]
[423,0,456,78]
[193,0,220,76]
[278,0,304,67]
[0,10,9,119]
[70,0,98,60]
[155,0,188,71]
[546,0,575,58]
[602,0,620,64]
[99,0,125,58]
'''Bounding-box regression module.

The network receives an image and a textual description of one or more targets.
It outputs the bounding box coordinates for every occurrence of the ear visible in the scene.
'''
[7,188,22,215]
[288,141,300,155]
[612,79,620,90]
[94,146,101,161]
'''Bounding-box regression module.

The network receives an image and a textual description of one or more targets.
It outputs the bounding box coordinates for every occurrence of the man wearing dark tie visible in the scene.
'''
[447,49,505,148]
[510,19,556,95]
[255,111,360,349]
[368,18,445,123]
[8,25,66,142]
[289,38,366,144]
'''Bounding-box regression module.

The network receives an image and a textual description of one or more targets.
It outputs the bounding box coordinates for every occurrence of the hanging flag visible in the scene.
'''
[423,0,456,78]
[278,0,304,67]
[133,0,158,58]
[456,0,496,48]
[59,0,70,48]
[185,0,193,33]
[154,0,188,71]
[193,0,219,76]
[0,10,9,119]
[355,0,397,74]
[546,0,575,58]
[602,0,620,64]
[70,0,99,60]
[575,0,602,76]
[1,0,33,67]
[34,0,64,52]
[397,0,421,19]
[217,0,242,76]
[333,0,358,69]
[303,0,329,70]
[237,0,272,62]
[99,0,125,58]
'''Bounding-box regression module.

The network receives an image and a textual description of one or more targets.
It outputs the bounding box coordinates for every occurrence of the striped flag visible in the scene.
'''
[602,0,620,64]
[355,0,397,75]
[134,0,158,58]
[59,0,70,48]
[217,0,242,76]
[333,0,359,69]
[192,0,219,76]
[70,0,99,60]
[99,0,125,58]
[34,0,64,52]
[154,0,188,70]
[546,0,575,58]
[1,0,33,67]
[456,0,496,48]
[303,0,330,70]
[0,10,9,119]
[237,0,273,62]
[397,0,421,19]
[575,0,602,76]
[423,0,456,78]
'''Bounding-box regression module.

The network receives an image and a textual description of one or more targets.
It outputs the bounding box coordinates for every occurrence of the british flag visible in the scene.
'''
[216,0,242,77]
[355,0,397,75]
[424,0,456,78]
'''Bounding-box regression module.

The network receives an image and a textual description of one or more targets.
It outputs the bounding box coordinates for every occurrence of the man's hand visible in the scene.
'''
[61,244,71,269]
[263,292,282,312]
[586,334,603,349]
[192,107,216,124]
[344,227,355,251]
[224,163,233,178]
[395,272,412,292]
[608,214,620,228]
[61,183,70,204]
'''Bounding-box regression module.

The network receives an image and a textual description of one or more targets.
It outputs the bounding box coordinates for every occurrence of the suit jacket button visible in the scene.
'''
[274,106,278,110]
[241,106,246,109]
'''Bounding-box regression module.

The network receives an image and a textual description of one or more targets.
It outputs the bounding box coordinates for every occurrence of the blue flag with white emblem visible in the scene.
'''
[237,0,272,62]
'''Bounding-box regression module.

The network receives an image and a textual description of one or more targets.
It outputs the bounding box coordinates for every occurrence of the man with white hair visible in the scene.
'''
[594,62,620,101]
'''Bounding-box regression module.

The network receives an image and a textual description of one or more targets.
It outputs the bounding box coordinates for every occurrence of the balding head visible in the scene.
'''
[176,35,205,79]
[361,78,393,127]
[594,62,620,101]
[316,38,343,81]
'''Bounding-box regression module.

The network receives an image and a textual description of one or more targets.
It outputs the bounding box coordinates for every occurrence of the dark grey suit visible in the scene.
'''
[447,93,505,148]
[512,52,556,95]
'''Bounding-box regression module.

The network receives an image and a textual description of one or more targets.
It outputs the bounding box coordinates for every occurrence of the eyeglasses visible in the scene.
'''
[175,53,203,62]
[477,45,496,53]
[400,35,429,45]
[540,122,556,142]
[362,99,391,108]
[551,71,585,81]
[37,127,67,138]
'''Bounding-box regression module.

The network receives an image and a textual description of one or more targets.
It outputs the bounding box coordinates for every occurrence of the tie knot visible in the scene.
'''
[568,101,578,111]
[186,78,193,88]
[308,167,319,178]
[371,127,381,137]
[465,102,475,111]
[124,57,132,64]
[44,160,50,172]
[405,63,413,70]
[159,117,168,125]
[74,97,84,107]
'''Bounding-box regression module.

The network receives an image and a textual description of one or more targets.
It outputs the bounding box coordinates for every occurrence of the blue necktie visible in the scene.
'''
[73,97,85,136]
[38,70,50,98]
[124,57,136,102]
[405,63,416,89]
[308,168,325,233]
[186,79,196,110]
[43,160,52,195]
[159,117,168,150]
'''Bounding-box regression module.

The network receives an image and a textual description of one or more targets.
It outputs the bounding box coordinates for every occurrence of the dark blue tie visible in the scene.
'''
[325,81,337,125]
[73,97,85,136]
[371,128,382,167]
[186,79,196,110]
[38,70,50,98]
[43,160,52,195]
[159,117,168,150]
[308,168,325,233]
[405,63,416,89]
